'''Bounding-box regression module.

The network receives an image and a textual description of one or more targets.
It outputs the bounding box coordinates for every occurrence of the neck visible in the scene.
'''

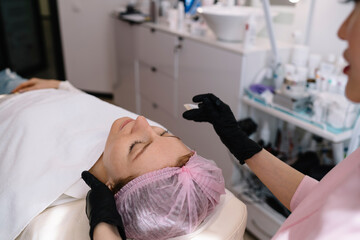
[89,153,109,184]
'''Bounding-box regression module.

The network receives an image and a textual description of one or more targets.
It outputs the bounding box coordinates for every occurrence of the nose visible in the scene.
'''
[131,116,153,134]
[338,11,351,40]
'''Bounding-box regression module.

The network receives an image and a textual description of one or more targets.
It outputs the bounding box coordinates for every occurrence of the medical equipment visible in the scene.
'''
[273,91,311,112]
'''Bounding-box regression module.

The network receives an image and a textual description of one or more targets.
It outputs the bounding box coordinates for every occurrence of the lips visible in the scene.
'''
[119,119,134,131]
[343,65,351,75]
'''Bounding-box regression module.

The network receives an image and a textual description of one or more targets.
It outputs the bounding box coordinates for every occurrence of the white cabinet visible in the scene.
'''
[113,21,137,113]
[138,62,176,119]
[137,27,177,77]
[57,0,121,93]
[177,38,244,186]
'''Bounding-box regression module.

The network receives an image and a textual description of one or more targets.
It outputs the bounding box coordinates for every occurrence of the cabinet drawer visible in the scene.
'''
[140,97,176,130]
[137,26,176,77]
[139,63,175,116]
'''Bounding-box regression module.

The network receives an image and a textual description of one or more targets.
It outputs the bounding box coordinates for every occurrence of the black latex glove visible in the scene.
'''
[183,93,262,164]
[81,171,127,240]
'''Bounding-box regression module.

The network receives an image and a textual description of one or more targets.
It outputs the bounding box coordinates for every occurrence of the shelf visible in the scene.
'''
[243,95,353,143]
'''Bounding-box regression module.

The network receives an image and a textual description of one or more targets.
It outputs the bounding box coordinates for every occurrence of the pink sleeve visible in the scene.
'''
[290,175,319,211]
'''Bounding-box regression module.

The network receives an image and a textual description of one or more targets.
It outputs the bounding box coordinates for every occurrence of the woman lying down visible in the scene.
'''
[0,70,225,240]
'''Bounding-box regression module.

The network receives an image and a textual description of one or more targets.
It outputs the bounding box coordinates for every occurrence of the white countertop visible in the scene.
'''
[117,16,293,55]
[142,22,293,55]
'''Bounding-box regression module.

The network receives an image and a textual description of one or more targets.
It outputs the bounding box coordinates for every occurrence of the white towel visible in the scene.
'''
[0,89,149,240]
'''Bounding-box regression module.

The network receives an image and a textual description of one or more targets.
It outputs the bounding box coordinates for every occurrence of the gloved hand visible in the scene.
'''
[81,171,127,240]
[183,93,262,164]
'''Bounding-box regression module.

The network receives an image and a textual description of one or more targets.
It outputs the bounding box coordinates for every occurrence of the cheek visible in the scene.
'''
[345,73,360,103]
[103,142,127,179]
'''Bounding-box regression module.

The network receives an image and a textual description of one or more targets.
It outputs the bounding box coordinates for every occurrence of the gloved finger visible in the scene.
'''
[205,93,222,105]
[192,93,214,103]
[193,93,221,105]
[82,171,103,189]
[217,99,232,112]
[182,109,209,122]
[200,97,220,113]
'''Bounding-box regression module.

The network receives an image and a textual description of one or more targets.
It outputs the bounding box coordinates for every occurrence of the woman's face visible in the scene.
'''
[338,2,360,102]
[103,116,191,187]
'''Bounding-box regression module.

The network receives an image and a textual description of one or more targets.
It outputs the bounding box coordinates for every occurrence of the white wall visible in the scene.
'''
[57,0,127,93]
[256,0,353,57]
[307,0,353,57]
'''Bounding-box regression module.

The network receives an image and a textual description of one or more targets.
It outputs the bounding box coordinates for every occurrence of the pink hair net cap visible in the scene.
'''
[114,152,225,240]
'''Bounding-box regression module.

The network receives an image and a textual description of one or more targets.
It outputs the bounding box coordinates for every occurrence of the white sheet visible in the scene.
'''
[0,89,161,239]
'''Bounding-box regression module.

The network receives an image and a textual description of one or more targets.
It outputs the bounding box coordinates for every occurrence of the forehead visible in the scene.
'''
[133,136,190,174]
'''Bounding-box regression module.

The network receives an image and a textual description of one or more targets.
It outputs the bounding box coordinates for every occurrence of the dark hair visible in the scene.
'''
[343,0,359,3]
[111,152,194,194]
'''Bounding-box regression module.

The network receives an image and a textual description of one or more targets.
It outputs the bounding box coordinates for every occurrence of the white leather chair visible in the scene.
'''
[17,189,247,240]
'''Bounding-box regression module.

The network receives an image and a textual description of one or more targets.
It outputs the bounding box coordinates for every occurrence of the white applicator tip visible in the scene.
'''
[184,103,199,110]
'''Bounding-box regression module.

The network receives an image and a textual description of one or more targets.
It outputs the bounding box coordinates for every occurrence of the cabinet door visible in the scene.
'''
[113,21,137,113]
[137,26,177,77]
[140,97,177,133]
[177,39,242,115]
[138,62,176,117]
[177,39,243,186]
[57,0,120,92]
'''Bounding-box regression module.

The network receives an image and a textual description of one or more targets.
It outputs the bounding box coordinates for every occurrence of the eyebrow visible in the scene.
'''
[132,135,181,161]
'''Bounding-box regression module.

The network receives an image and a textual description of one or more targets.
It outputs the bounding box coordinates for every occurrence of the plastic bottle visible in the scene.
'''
[150,0,159,23]
[242,14,257,50]
[307,54,322,79]
[291,31,309,68]
[260,120,271,146]
[319,54,336,75]
[177,1,185,31]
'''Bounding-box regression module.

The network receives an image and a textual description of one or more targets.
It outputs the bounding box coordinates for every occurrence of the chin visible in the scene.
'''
[345,88,360,103]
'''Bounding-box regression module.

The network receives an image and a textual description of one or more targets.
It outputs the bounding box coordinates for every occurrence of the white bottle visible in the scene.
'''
[168,8,178,30]
[177,1,185,31]
[307,54,322,79]
[242,14,257,50]
[260,120,271,146]
[291,31,309,68]
[319,54,336,75]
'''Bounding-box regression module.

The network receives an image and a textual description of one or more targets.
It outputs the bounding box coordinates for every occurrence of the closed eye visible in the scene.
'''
[129,140,142,153]
[129,130,168,153]
[160,130,169,136]
[129,130,181,155]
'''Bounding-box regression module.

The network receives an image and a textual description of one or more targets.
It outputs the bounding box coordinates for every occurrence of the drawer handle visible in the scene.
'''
[174,44,182,53]
[152,103,158,109]
[151,67,157,72]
